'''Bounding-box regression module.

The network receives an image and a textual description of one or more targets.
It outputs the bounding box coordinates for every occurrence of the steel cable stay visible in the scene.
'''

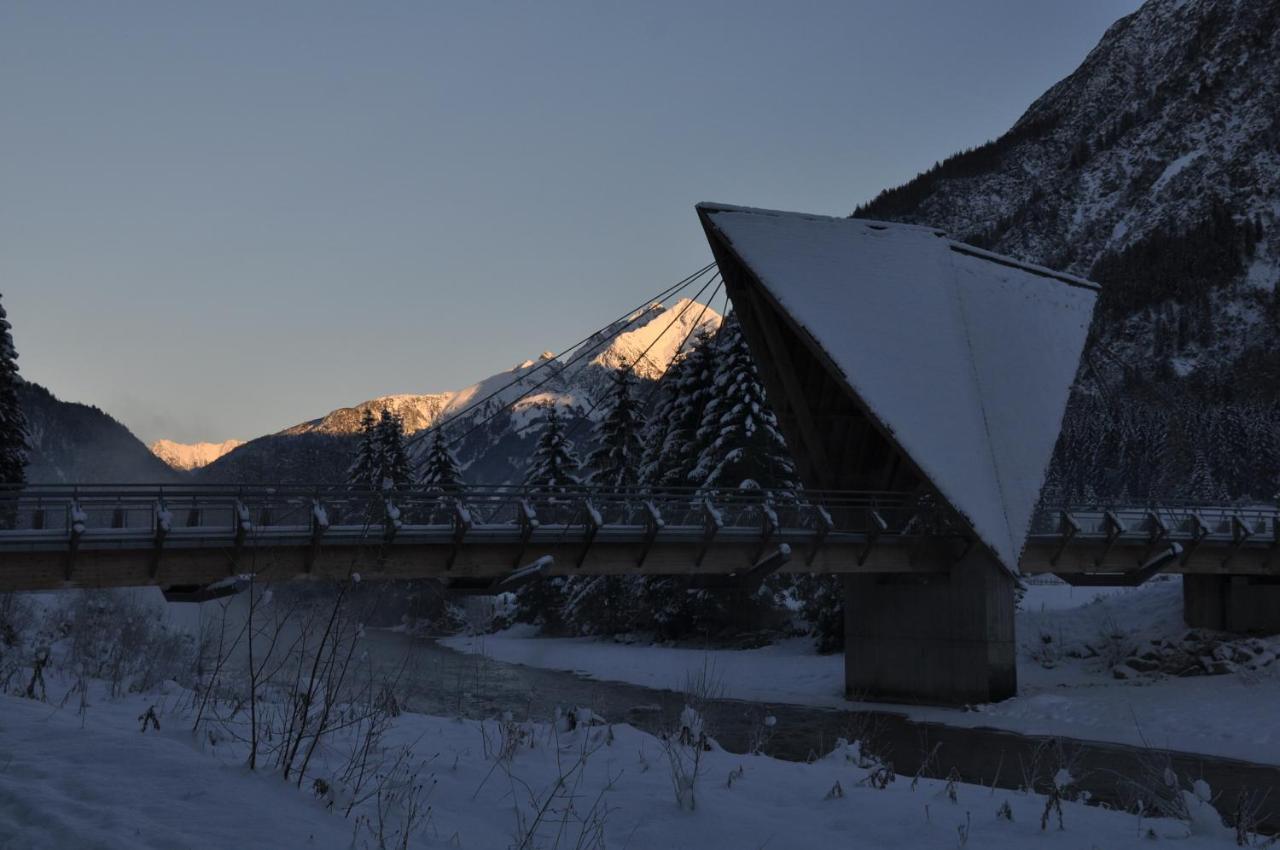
[412,262,716,452]
[563,272,723,444]
[437,265,720,452]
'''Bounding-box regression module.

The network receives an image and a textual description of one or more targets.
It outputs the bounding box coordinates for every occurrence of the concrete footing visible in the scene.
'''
[844,549,1016,705]
[1183,574,1280,635]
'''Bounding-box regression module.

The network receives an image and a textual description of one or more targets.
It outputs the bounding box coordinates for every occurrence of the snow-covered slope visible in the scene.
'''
[279,299,721,442]
[281,393,451,438]
[854,0,1280,503]
[0,682,1241,849]
[148,438,244,471]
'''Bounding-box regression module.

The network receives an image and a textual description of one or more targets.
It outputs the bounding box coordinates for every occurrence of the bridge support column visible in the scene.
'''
[843,549,1016,705]
[1183,575,1280,635]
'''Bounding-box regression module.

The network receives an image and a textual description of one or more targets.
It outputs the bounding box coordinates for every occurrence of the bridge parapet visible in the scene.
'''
[0,484,966,592]
[0,483,943,535]
[1024,501,1280,576]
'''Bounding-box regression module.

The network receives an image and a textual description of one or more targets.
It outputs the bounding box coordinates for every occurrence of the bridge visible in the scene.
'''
[4,203,1276,706]
[0,484,948,592]
[0,486,1275,592]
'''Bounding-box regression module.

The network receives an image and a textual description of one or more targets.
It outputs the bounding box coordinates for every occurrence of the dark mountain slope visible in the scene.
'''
[19,382,182,484]
[854,0,1280,503]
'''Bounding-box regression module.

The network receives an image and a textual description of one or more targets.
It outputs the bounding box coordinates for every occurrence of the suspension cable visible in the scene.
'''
[437,263,720,450]
[630,277,724,422]
[416,262,716,447]
[565,273,722,442]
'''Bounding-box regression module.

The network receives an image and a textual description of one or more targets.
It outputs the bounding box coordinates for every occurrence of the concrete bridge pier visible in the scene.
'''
[843,547,1017,705]
[1183,575,1280,635]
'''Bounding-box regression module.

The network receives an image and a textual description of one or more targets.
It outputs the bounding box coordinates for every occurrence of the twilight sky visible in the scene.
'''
[1,0,1142,444]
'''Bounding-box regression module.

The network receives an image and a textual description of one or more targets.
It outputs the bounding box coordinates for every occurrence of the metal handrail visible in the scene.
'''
[0,484,949,542]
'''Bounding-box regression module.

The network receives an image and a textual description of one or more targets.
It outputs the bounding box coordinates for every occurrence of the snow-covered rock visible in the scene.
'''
[148,438,245,471]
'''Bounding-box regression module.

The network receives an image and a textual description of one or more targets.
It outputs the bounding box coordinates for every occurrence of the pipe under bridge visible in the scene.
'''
[0,485,1275,595]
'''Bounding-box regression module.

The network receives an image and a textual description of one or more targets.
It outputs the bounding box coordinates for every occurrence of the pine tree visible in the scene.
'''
[0,294,28,489]
[420,427,465,496]
[648,330,718,492]
[586,369,645,490]
[689,316,798,496]
[376,409,412,492]
[348,409,381,489]
[638,361,680,488]
[1186,446,1226,504]
[514,405,584,631]
[524,405,581,497]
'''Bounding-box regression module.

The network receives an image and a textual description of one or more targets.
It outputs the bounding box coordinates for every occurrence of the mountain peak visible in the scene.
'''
[149,438,245,471]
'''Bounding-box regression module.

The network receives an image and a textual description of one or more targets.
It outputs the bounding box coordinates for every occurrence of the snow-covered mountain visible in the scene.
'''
[853,0,1280,503]
[197,299,722,484]
[149,439,244,471]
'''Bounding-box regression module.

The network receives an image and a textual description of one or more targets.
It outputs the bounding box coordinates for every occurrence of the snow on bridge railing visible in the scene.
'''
[0,483,957,543]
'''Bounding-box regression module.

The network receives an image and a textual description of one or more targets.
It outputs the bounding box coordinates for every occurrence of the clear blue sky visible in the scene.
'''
[1,1,1142,444]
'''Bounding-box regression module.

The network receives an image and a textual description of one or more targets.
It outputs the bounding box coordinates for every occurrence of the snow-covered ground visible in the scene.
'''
[0,682,1244,849]
[442,578,1280,766]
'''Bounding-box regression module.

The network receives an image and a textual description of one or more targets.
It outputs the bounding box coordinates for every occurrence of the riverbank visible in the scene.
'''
[441,578,1280,765]
[0,680,1245,849]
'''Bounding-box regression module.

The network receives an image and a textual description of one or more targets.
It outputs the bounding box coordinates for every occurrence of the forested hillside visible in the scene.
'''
[855,0,1280,504]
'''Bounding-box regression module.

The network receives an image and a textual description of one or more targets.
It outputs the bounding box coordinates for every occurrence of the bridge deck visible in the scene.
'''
[1023,503,1279,577]
[0,487,1274,592]
[0,485,950,592]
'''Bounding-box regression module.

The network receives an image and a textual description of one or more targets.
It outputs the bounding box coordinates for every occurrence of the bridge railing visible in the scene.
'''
[1030,501,1279,543]
[0,484,955,547]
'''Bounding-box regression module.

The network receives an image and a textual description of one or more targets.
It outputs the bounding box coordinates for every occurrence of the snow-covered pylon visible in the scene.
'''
[698,203,1099,574]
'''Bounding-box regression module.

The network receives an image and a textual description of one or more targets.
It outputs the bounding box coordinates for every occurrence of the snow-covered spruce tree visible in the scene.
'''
[513,405,582,632]
[0,294,28,490]
[420,427,464,496]
[523,405,581,498]
[637,357,681,488]
[637,321,785,640]
[566,370,647,635]
[348,408,381,490]
[376,409,412,492]
[677,315,804,642]
[419,426,466,525]
[585,369,645,490]
[689,315,798,497]
[650,330,718,492]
